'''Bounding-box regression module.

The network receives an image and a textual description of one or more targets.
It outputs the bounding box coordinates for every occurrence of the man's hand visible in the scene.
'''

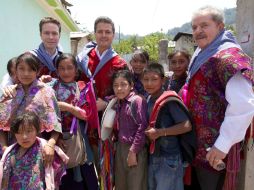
[206,146,226,169]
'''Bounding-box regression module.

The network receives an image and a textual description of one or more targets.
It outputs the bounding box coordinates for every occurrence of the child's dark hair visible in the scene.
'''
[56,53,77,69]
[112,69,134,85]
[10,112,41,134]
[7,57,17,76]
[16,52,41,72]
[130,50,149,64]
[168,49,191,63]
[143,63,165,79]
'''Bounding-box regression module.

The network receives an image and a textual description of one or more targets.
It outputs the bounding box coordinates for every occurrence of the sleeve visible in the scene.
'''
[214,72,254,154]
[39,86,62,133]
[129,96,148,153]
[215,48,253,87]
[168,102,189,125]
[112,55,128,71]
[0,74,13,88]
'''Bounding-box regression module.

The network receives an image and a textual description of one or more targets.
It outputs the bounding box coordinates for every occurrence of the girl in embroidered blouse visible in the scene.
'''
[130,50,149,98]
[0,52,62,167]
[112,70,148,190]
[166,50,190,93]
[0,112,68,190]
[48,53,90,190]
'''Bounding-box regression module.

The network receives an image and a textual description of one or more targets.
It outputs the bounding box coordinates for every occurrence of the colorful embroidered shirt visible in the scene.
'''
[0,138,67,190]
[51,80,89,132]
[185,47,253,169]
[0,80,62,133]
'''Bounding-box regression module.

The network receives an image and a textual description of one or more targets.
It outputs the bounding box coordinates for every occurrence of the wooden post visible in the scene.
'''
[236,1,254,189]
[158,39,169,75]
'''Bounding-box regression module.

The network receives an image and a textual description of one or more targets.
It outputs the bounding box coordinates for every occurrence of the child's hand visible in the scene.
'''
[1,84,18,99]
[96,98,108,111]
[39,75,52,83]
[1,145,8,153]
[58,101,71,112]
[57,138,67,152]
[127,150,137,167]
[145,127,160,140]
[42,142,55,167]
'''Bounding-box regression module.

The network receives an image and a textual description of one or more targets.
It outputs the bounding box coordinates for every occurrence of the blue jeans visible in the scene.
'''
[148,154,184,190]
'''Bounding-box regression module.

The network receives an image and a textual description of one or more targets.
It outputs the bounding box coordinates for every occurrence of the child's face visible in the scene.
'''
[15,124,37,149]
[10,65,17,83]
[57,58,76,83]
[131,58,146,75]
[113,76,133,100]
[16,61,37,88]
[170,53,189,78]
[142,71,164,97]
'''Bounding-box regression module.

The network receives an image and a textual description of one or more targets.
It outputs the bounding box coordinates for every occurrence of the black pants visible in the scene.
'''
[195,167,226,190]
[184,166,201,190]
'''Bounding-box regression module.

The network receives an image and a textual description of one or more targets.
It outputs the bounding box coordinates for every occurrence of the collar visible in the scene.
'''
[50,49,58,60]
[119,91,135,104]
[95,46,109,60]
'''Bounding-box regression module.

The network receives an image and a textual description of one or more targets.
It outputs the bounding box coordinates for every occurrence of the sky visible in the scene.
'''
[69,0,236,36]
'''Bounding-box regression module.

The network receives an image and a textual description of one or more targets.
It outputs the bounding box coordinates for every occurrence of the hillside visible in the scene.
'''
[167,7,236,37]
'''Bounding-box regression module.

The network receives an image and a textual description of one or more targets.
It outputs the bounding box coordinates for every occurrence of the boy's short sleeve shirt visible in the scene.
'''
[154,101,189,156]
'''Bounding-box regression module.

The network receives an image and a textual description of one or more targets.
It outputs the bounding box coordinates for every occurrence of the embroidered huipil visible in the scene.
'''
[51,80,89,132]
[116,92,148,153]
[185,47,253,169]
[0,80,62,133]
[0,138,67,190]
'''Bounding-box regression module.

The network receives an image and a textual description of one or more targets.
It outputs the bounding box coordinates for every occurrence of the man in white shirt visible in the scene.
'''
[184,6,254,190]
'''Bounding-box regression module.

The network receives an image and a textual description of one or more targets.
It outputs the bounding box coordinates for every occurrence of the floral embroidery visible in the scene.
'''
[0,80,61,133]
[186,48,253,169]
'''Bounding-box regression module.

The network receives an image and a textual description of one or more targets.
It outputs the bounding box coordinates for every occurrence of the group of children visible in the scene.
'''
[110,49,192,190]
[0,52,89,189]
[0,48,193,190]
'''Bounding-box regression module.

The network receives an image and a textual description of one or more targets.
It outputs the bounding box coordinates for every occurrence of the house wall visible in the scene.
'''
[236,0,254,66]
[175,36,195,54]
[236,1,254,189]
[0,0,71,79]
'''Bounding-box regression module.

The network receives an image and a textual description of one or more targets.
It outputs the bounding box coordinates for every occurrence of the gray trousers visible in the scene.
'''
[115,142,148,190]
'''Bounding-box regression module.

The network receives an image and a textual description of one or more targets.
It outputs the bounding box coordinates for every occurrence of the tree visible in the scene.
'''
[113,32,171,63]
[141,32,168,62]
[113,39,133,54]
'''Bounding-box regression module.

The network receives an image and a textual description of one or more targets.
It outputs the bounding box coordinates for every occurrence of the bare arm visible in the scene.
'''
[43,131,60,167]
[1,84,18,98]
[0,131,8,152]
[58,101,88,120]
[145,120,192,141]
